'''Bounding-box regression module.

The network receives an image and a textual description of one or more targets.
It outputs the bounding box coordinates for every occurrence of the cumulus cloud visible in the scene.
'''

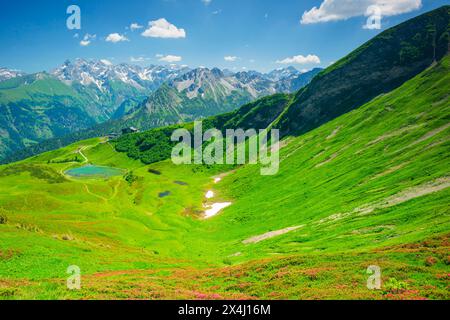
[276,54,321,65]
[80,33,96,46]
[130,56,145,63]
[202,0,212,5]
[301,0,422,24]
[141,18,186,39]
[157,54,182,63]
[105,33,129,43]
[224,56,238,62]
[100,59,113,66]
[130,23,143,31]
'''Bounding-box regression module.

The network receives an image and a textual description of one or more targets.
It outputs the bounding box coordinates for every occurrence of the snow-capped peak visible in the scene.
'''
[51,59,191,91]
[0,67,26,82]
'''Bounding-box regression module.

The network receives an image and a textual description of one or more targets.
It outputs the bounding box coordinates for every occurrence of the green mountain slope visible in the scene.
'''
[113,93,292,164]
[69,79,149,122]
[216,55,450,258]
[105,6,449,167]
[274,5,449,136]
[0,72,150,159]
[0,73,97,157]
[0,51,448,300]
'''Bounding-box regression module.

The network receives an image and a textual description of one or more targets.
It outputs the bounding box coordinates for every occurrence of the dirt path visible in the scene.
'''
[408,123,450,148]
[374,176,450,210]
[355,176,450,216]
[82,179,122,203]
[315,152,338,168]
[109,180,121,200]
[78,146,89,163]
[317,176,450,224]
[58,145,92,177]
[83,184,108,202]
[326,126,342,140]
[366,125,422,147]
[243,225,304,244]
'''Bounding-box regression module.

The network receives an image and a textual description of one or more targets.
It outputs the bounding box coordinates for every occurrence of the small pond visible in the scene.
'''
[159,191,172,198]
[65,165,125,179]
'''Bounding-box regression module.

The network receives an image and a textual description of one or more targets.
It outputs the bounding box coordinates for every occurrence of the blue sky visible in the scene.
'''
[1,0,448,73]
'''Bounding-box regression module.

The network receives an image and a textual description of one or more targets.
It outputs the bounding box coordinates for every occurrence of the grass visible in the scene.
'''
[0,57,449,300]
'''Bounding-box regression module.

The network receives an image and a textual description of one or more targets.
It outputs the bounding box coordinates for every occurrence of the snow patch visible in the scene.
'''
[203,202,232,219]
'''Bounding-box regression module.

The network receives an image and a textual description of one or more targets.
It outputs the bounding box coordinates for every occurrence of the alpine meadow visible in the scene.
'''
[0,1,449,303]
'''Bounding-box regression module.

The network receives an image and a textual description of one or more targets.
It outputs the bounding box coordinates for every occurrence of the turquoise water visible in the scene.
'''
[65,165,124,178]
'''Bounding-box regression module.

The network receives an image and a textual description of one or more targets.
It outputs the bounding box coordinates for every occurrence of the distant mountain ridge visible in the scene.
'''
[0,60,191,159]
[0,61,322,162]
[102,6,450,166]
[52,59,190,92]
[0,67,25,82]
[112,67,323,132]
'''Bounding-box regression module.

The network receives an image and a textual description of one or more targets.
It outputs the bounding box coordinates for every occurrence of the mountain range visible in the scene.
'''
[116,66,322,128]
[111,6,450,166]
[0,61,321,162]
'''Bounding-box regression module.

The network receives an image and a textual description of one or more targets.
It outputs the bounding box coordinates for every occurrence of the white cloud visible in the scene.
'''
[130,23,143,31]
[157,54,182,63]
[276,54,321,65]
[130,56,145,63]
[202,0,212,5]
[80,34,96,46]
[105,33,129,43]
[100,59,113,66]
[301,0,422,24]
[224,56,238,62]
[141,18,186,39]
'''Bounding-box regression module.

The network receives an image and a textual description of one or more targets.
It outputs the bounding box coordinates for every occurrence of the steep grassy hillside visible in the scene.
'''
[275,5,449,136]
[0,53,448,300]
[0,73,97,158]
[113,93,292,164]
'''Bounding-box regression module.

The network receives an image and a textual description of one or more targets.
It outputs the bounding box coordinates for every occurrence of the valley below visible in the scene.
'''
[0,5,449,301]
